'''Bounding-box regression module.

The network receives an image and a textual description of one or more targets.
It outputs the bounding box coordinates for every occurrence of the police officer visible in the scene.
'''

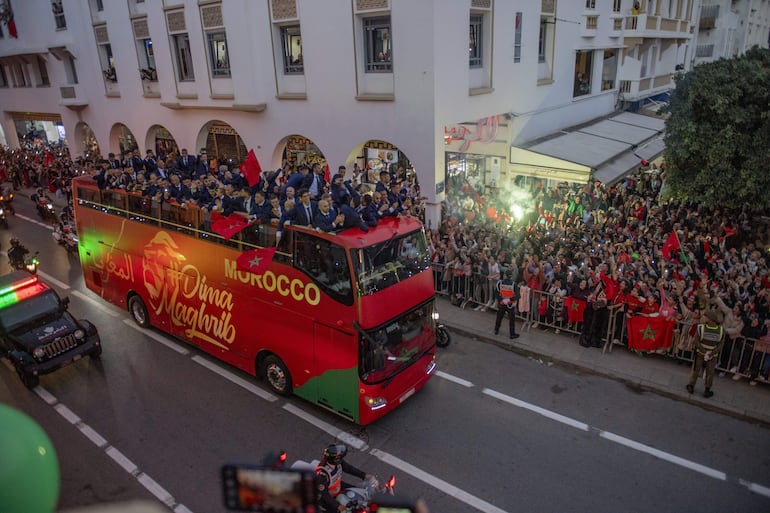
[687,308,724,398]
[316,444,373,512]
[494,270,520,339]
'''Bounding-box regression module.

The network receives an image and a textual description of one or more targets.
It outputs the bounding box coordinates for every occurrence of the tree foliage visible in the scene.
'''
[662,48,770,208]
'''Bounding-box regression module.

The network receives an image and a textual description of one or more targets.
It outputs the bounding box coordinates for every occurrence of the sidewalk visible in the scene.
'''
[436,296,770,426]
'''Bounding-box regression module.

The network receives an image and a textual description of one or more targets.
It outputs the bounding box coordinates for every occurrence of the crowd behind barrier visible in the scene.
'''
[429,165,770,387]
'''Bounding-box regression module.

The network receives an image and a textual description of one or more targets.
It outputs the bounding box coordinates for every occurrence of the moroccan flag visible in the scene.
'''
[211,214,250,240]
[627,315,676,351]
[44,151,54,166]
[6,0,17,38]
[236,247,276,275]
[565,297,586,323]
[240,149,262,187]
[661,231,680,261]
[323,163,330,184]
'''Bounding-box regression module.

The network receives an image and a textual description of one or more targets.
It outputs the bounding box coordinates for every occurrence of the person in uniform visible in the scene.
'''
[687,308,724,398]
[494,270,520,339]
[315,444,373,512]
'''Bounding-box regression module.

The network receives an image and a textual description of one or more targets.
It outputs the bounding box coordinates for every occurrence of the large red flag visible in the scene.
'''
[6,0,18,38]
[661,231,680,261]
[626,315,676,351]
[211,215,250,240]
[240,149,262,187]
[565,297,586,323]
[236,247,276,275]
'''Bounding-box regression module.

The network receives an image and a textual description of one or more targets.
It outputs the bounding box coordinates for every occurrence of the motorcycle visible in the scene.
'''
[289,457,397,513]
[0,206,7,229]
[53,223,79,253]
[432,312,451,348]
[35,197,56,221]
[0,188,14,217]
[9,249,40,275]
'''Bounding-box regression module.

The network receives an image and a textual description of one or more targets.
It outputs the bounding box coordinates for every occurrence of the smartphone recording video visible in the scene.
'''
[222,464,317,513]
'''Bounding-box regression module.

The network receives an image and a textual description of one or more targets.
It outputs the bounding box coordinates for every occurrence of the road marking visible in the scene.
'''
[371,449,509,513]
[191,355,277,401]
[106,446,139,475]
[739,479,770,498]
[599,430,727,480]
[16,213,54,229]
[483,388,590,431]
[73,290,121,317]
[436,370,474,387]
[38,270,70,290]
[282,403,368,451]
[137,473,176,507]
[35,384,194,512]
[124,319,189,355]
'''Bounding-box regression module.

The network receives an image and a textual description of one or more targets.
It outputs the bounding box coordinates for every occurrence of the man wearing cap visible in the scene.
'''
[687,308,724,398]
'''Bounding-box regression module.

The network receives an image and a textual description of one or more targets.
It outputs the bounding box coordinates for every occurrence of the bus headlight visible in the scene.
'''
[364,396,387,410]
[431,312,439,321]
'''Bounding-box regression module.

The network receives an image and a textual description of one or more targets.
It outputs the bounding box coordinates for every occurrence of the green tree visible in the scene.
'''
[662,47,770,208]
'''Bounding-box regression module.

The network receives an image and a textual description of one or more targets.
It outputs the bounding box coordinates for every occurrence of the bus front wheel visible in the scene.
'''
[261,355,292,396]
[129,296,150,328]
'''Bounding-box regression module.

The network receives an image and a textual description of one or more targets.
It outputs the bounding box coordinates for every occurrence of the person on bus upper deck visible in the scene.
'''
[277,188,317,236]
[375,169,391,194]
[283,165,309,196]
[174,148,193,179]
[307,163,327,200]
[313,198,343,232]
[356,194,379,229]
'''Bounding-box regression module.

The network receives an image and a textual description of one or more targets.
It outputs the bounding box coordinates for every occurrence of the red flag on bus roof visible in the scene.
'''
[211,215,250,240]
[236,247,276,275]
[240,149,262,187]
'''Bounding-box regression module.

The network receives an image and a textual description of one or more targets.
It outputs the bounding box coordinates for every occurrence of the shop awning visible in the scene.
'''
[634,134,665,162]
[510,111,665,184]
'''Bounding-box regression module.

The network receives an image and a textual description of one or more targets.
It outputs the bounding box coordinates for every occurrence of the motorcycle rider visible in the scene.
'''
[31,187,54,218]
[316,444,373,512]
[8,238,29,269]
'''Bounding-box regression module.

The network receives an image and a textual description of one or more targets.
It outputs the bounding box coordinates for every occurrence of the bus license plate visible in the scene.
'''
[399,387,415,403]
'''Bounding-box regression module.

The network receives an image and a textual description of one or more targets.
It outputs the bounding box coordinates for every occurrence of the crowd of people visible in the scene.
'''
[0,143,427,237]
[431,164,770,386]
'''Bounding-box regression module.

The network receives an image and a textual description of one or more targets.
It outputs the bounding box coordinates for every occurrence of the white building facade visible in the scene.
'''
[0,0,696,227]
[693,0,770,65]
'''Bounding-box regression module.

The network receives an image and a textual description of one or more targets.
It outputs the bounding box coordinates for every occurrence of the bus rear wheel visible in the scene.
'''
[129,296,150,328]
[261,355,292,396]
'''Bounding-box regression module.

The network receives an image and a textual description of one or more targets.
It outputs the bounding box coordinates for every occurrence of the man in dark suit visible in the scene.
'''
[143,150,158,175]
[175,148,193,179]
[312,198,343,232]
[277,188,316,238]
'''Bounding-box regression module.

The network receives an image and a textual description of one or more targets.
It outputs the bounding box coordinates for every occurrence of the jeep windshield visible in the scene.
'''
[0,290,61,333]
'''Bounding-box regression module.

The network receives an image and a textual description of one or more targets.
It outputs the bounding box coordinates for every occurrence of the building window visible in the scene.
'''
[95,0,104,11]
[52,1,66,29]
[538,18,548,63]
[364,16,392,73]
[139,39,157,80]
[98,43,117,82]
[573,50,593,97]
[514,12,522,63]
[469,13,483,68]
[206,31,230,77]
[12,63,27,87]
[613,0,622,12]
[37,56,50,86]
[0,65,8,87]
[280,25,303,74]
[586,16,598,29]
[172,33,195,81]
[65,55,78,84]
[585,0,596,8]
[602,49,617,90]
[649,45,658,75]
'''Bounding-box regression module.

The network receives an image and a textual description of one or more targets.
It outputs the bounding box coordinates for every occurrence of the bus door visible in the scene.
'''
[313,322,359,420]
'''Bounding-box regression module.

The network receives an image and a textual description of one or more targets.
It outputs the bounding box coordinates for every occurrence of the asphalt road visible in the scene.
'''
[1,197,769,513]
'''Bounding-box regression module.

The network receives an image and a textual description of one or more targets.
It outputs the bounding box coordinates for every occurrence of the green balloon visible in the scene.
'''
[0,404,60,513]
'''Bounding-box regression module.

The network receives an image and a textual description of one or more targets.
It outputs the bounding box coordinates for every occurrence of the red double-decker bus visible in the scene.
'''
[71,175,436,424]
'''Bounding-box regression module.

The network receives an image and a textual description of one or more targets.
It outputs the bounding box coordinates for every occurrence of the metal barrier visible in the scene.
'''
[431,264,770,384]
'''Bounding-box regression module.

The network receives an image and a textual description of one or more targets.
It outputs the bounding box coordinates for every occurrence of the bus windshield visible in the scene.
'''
[352,230,430,296]
[360,301,434,384]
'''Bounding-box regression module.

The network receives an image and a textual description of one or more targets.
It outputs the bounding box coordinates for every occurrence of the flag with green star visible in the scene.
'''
[627,315,676,351]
